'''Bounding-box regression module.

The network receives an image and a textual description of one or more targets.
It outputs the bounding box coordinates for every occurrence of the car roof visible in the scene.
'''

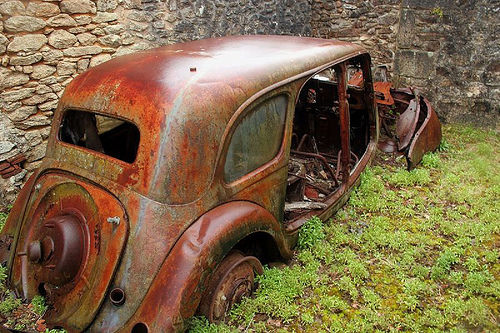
[57,35,366,203]
[62,35,365,115]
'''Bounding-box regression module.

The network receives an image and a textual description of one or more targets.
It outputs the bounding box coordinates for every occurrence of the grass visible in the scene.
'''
[188,124,500,332]
[1,124,499,332]
[0,212,8,233]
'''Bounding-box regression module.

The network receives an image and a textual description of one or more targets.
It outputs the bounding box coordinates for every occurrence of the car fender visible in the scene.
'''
[0,172,37,268]
[119,200,291,332]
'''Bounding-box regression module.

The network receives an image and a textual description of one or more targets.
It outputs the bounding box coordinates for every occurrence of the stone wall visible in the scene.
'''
[310,0,400,76]
[0,0,498,209]
[310,0,500,126]
[395,0,500,127]
[0,0,311,209]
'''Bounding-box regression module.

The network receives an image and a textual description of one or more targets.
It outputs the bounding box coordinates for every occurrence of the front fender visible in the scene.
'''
[118,200,291,332]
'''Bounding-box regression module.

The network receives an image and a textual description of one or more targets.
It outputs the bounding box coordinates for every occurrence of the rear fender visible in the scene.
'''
[0,172,37,269]
[120,200,290,332]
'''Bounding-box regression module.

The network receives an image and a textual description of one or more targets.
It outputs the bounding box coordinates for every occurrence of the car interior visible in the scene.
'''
[285,56,372,222]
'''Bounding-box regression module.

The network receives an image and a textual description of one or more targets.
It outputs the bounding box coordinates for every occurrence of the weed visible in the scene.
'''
[319,294,349,312]
[0,211,8,232]
[449,271,464,285]
[421,152,441,169]
[336,275,359,299]
[438,138,451,152]
[464,256,480,272]
[186,316,236,333]
[483,249,499,263]
[360,287,381,309]
[419,308,446,329]
[0,266,7,283]
[0,294,21,316]
[444,297,490,327]
[30,295,47,316]
[464,271,492,294]
[230,264,315,324]
[297,216,325,250]
[431,249,460,280]
[300,311,315,325]
[389,168,431,187]
[431,7,444,18]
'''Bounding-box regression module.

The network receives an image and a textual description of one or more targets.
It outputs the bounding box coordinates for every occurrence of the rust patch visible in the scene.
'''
[373,81,394,105]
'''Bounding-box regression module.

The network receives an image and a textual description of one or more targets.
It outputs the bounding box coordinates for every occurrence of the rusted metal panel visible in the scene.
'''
[373,81,394,105]
[375,84,442,169]
[407,98,442,169]
[55,36,366,206]
[91,201,289,332]
[337,62,351,184]
[396,98,420,150]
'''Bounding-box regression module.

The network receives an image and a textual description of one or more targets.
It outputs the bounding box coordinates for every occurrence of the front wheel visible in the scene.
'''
[199,251,263,323]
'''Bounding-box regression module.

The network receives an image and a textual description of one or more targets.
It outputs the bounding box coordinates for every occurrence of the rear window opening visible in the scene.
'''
[59,110,140,163]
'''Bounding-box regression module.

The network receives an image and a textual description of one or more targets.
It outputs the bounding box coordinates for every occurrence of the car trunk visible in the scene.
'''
[9,172,128,332]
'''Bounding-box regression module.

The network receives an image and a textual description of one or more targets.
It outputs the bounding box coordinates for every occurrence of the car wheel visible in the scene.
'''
[199,251,263,323]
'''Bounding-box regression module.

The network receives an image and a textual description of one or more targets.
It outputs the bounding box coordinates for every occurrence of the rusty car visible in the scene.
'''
[0,35,440,332]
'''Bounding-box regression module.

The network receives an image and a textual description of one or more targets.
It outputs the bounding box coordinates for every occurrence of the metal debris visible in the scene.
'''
[375,83,442,169]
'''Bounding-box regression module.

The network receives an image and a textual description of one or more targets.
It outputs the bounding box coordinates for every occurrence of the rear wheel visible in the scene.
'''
[199,251,263,322]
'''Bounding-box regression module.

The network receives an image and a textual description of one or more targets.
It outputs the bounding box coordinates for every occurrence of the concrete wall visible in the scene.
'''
[0,0,498,209]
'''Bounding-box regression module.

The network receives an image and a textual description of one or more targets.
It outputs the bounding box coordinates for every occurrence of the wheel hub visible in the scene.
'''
[27,214,86,287]
[199,252,263,323]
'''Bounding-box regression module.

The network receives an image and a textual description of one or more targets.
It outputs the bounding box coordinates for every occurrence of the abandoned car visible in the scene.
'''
[0,35,426,332]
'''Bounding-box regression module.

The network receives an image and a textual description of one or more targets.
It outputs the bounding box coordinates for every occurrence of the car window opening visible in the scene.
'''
[59,110,140,163]
[285,57,371,222]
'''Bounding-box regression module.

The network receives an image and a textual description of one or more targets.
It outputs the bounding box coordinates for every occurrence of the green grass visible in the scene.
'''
[189,124,500,332]
[0,211,8,233]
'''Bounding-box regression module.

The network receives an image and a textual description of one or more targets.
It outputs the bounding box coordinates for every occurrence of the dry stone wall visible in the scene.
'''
[310,0,500,126]
[310,0,400,77]
[1,0,117,208]
[0,0,498,209]
[395,0,500,127]
[0,0,311,209]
